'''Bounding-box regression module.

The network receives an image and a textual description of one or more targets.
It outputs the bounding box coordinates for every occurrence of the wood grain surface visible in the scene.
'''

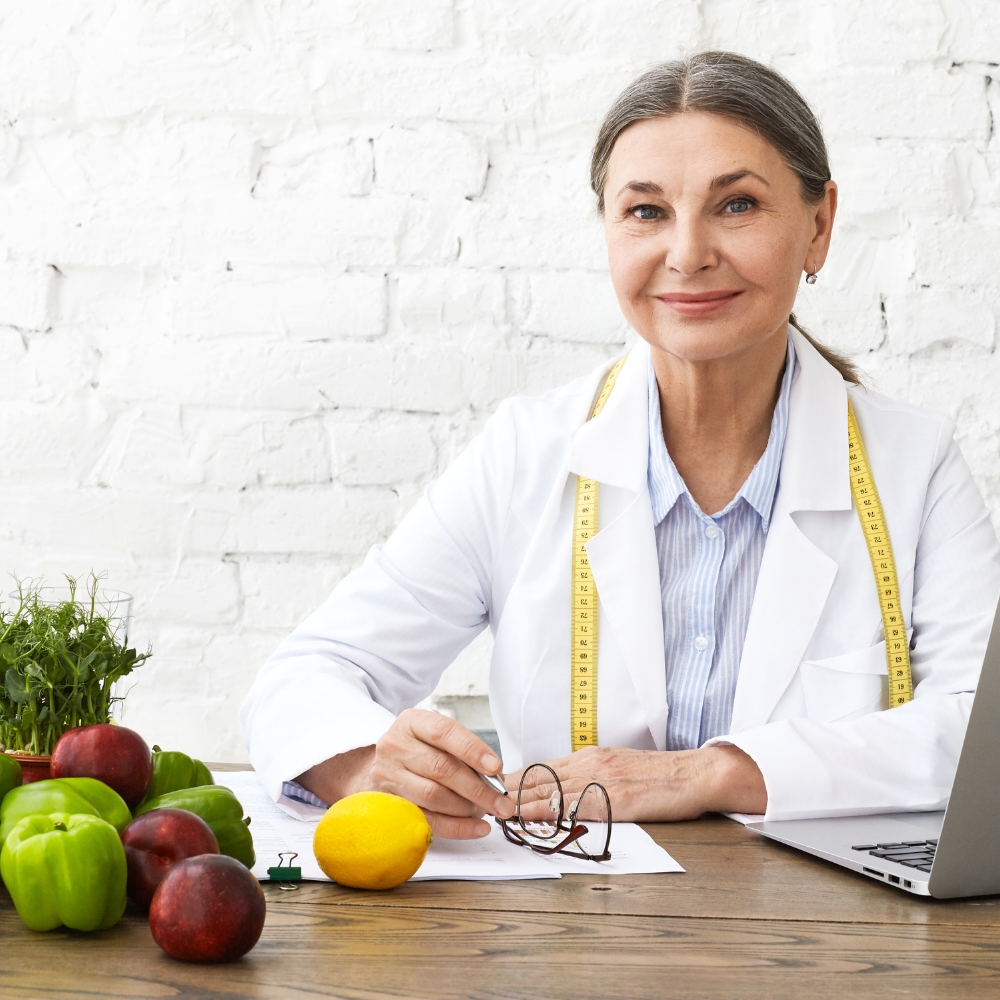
[1,765,997,999]
[3,891,1000,1000]
[305,815,1000,927]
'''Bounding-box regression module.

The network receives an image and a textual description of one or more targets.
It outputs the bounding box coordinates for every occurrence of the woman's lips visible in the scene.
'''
[656,290,743,316]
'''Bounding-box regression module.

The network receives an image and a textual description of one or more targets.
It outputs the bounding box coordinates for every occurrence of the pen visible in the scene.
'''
[478,770,508,796]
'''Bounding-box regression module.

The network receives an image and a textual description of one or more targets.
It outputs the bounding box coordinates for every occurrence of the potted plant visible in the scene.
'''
[0,575,151,782]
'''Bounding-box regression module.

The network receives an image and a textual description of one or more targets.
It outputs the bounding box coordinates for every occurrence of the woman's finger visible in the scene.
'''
[383,737,504,814]
[406,709,502,773]
[423,810,493,840]
[372,718,514,819]
[401,712,513,818]
[372,762,488,818]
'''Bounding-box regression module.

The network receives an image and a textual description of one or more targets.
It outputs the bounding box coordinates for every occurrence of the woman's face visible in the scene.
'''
[602,111,837,363]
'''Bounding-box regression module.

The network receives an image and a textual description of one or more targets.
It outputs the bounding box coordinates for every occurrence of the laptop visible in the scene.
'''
[745,599,1000,898]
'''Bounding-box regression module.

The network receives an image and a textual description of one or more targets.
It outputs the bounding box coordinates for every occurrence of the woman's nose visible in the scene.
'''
[664,214,717,276]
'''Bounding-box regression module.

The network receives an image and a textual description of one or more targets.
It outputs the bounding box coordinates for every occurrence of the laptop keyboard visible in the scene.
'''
[851,839,938,873]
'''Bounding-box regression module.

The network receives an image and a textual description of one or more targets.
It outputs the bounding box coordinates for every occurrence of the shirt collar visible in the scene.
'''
[647,332,797,531]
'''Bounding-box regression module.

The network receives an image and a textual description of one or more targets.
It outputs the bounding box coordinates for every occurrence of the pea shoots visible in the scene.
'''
[0,575,150,755]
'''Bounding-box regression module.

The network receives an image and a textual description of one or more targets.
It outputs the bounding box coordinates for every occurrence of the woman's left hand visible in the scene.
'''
[505,744,767,822]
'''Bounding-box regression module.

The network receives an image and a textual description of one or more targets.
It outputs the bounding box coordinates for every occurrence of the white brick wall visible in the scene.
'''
[2,1,999,761]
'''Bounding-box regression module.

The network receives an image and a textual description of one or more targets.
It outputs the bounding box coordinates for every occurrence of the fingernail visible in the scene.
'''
[482,753,501,772]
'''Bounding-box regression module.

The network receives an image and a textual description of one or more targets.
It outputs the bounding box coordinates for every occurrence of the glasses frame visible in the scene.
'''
[498,763,613,862]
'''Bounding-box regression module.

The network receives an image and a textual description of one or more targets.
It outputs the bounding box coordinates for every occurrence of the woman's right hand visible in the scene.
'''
[369,709,514,839]
[297,708,514,839]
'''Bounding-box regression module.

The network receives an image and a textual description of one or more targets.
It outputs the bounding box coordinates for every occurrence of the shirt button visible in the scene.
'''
[705,524,720,540]
[694,635,709,652]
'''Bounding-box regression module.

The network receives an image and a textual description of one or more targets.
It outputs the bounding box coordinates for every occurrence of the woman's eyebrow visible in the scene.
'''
[711,169,770,189]
[616,171,770,200]
[616,180,664,199]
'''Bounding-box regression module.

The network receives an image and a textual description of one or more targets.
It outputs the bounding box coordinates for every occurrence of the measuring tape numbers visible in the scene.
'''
[847,400,913,706]
[570,372,912,753]
[571,356,628,752]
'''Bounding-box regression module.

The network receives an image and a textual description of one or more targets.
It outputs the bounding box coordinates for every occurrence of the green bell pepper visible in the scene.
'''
[135,785,254,868]
[138,748,214,807]
[0,754,22,805]
[1,812,127,931]
[0,777,131,843]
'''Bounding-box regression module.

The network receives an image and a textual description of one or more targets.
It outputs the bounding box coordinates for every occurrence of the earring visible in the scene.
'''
[805,272,818,284]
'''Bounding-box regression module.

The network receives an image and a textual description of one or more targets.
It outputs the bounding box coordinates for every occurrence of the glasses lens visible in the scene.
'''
[572,783,611,858]
[515,764,563,841]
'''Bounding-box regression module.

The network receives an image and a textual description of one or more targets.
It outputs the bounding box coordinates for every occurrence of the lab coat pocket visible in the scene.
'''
[800,643,888,723]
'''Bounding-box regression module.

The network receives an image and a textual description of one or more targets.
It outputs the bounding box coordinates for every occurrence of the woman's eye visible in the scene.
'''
[630,205,660,221]
[725,198,753,214]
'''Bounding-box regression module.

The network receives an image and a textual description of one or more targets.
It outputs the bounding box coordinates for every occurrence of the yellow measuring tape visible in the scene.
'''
[570,371,912,752]
[571,356,628,751]
[847,401,913,706]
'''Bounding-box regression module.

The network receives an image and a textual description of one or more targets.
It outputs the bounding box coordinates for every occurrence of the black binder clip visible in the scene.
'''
[267,852,302,891]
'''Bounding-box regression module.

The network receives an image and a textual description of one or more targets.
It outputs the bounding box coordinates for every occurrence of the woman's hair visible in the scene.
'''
[590,51,861,386]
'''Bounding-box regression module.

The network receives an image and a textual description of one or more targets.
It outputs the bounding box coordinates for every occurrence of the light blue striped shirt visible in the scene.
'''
[648,335,796,750]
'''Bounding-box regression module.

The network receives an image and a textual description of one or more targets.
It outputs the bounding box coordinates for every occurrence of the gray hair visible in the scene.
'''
[590,51,860,385]
[591,51,829,212]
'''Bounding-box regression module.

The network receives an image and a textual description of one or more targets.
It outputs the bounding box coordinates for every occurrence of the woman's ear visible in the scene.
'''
[805,180,838,275]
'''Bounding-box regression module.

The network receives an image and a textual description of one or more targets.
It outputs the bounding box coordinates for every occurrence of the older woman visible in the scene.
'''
[241,52,1000,838]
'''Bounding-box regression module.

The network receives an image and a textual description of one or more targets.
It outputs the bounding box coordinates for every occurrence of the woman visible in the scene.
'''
[241,52,1000,839]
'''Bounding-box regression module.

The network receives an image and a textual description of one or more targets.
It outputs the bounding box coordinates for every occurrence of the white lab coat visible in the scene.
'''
[241,327,1000,821]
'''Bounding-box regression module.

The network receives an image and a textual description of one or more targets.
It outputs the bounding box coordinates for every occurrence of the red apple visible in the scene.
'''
[51,723,153,809]
[149,854,266,963]
[121,808,220,910]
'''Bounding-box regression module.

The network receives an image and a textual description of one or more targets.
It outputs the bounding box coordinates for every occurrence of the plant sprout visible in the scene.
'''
[0,574,151,755]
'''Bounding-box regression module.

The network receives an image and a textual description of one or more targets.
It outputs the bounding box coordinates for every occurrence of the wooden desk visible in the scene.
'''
[2,769,999,999]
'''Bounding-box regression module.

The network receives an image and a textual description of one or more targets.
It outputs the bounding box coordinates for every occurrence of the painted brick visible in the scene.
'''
[885,286,997,353]
[280,0,456,52]
[98,336,397,411]
[0,399,124,487]
[139,559,243,628]
[190,412,333,489]
[184,486,402,557]
[0,489,190,560]
[253,129,373,200]
[912,222,1000,289]
[393,268,507,338]
[473,0,701,59]
[802,65,989,142]
[172,267,387,341]
[238,556,354,631]
[0,6,79,113]
[331,413,438,486]
[1,0,998,758]
[512,270,628,344]
[375,123,487,198]
[311,54,536,122]
[457,201,607,270]
[0,262,54,330]
[941,0,1000,63]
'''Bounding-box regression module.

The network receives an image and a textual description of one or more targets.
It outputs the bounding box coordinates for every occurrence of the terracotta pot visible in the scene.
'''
[8,753,52,784]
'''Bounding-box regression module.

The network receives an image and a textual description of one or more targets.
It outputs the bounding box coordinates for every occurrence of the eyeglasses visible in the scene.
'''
[497,763,612,862]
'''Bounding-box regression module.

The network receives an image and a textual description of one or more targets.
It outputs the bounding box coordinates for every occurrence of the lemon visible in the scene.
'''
[312,791,432,890]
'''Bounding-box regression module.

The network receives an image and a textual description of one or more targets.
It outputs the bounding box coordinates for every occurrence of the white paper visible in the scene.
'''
[412,823,560,880]
[212,771,683,882]
[724,811,766,826]
[539,822,684,874]
[212,771,330,880]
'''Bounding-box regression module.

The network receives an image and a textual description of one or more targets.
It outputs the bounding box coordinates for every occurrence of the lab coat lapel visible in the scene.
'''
[569,343,669,751]
[511,348,648,766]
[729,327,853,732]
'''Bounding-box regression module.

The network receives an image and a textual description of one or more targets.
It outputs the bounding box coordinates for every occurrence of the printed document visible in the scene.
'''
[213,771,684,883]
